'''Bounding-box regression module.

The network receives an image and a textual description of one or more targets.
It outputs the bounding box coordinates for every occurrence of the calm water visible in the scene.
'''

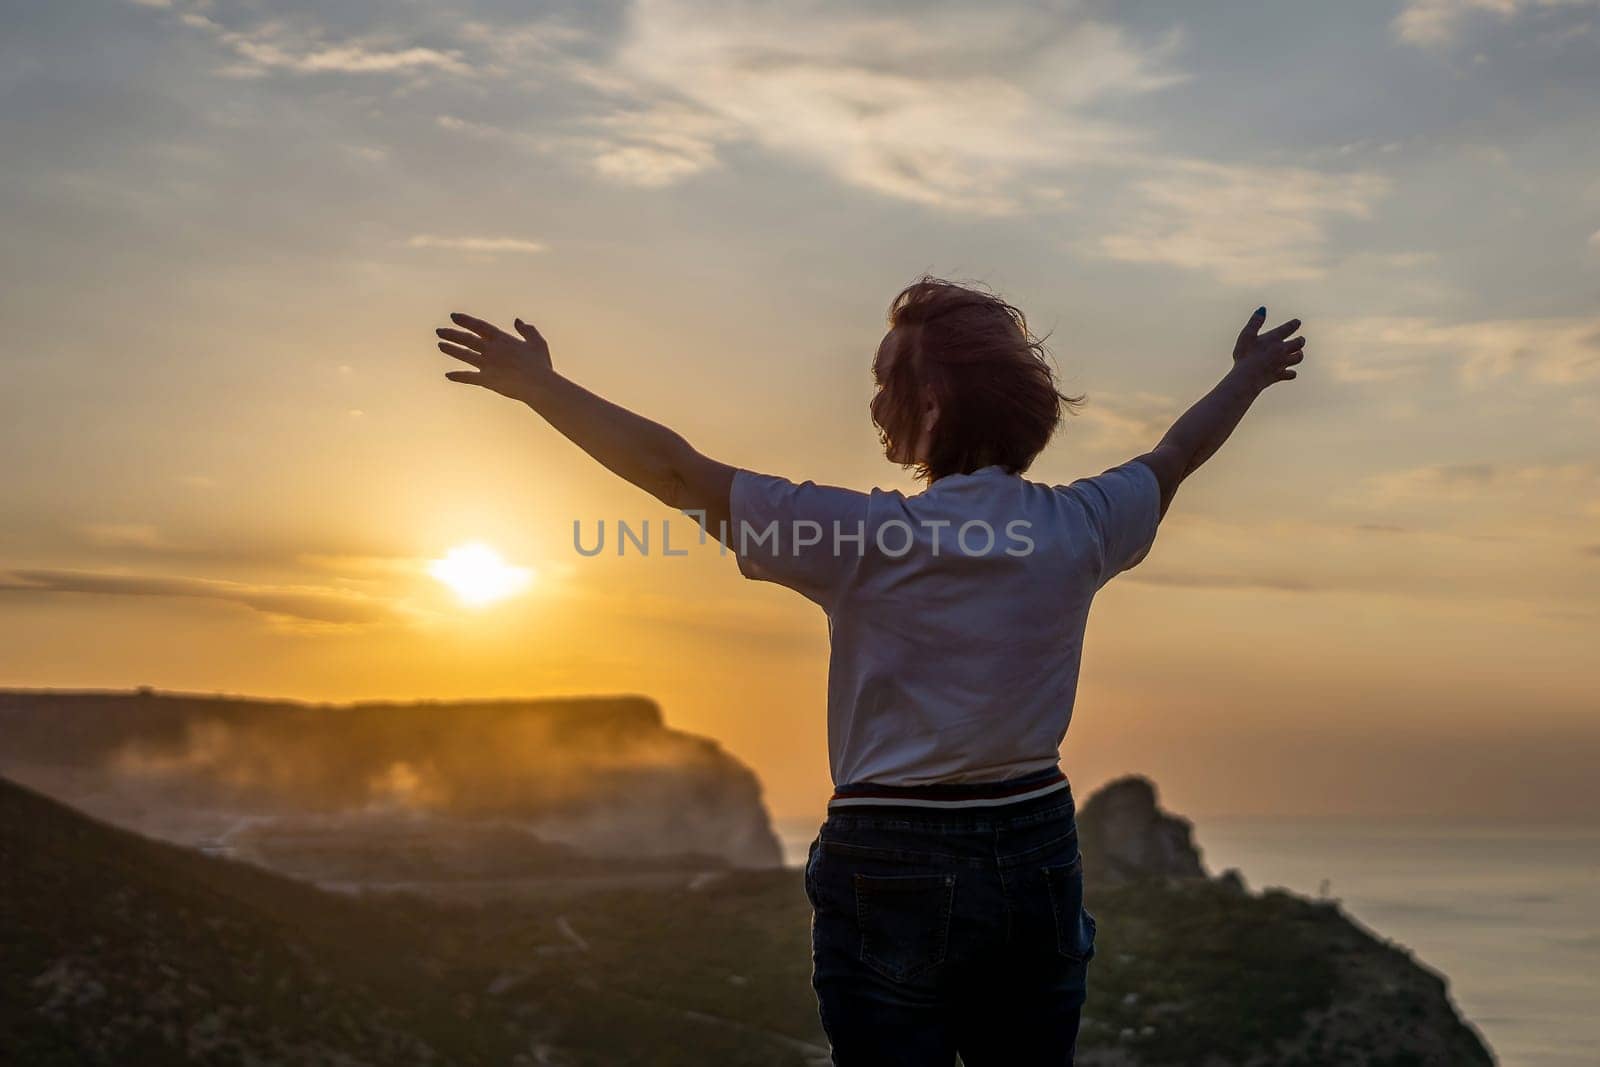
[774,816,1600,1066]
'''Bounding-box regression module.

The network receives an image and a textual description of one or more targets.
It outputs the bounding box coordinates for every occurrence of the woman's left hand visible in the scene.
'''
[435,312,554,403]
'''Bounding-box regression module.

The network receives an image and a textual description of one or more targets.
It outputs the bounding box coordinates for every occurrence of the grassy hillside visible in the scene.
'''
[1,775,527,1065]
[0,775,825,1065]
[2,777,1493,1066]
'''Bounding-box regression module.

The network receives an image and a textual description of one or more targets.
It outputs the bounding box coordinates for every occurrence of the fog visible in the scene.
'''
[0,690,783,885]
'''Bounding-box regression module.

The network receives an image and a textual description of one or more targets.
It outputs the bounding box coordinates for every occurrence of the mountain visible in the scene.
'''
[0,689,783,884]
[1,771,1495,1066]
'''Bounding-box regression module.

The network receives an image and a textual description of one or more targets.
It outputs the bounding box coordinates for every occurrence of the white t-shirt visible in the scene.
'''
[729,460,1162,787]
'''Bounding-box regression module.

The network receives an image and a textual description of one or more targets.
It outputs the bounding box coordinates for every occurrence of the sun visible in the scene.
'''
[427,542,533,606]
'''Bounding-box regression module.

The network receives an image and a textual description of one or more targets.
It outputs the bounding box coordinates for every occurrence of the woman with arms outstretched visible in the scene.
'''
[435,279,1305,1066]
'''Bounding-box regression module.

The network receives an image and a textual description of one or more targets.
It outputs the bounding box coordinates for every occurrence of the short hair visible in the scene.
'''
[871,276,1079,482]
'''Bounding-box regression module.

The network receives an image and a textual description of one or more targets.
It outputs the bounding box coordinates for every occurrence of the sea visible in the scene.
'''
[774,815,1600,1067]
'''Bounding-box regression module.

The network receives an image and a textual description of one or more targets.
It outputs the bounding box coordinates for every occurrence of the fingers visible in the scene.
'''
[444,370,484,385]
[514,317,544,344]
[449,312,511,340]
[437,341,485,366]
[1236,306,1266,349]
[1282,349,1305,368]
[1264,317,1302,341]
[1284,335,1306,353]
[435,327,485,351]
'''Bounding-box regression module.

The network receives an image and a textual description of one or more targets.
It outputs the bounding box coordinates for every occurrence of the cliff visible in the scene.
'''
[0,689,784,879]
[1072,775,1491,1063]
[1078,774,1209,884]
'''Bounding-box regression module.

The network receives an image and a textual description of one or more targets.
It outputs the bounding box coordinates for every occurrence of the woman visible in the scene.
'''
[435,278,1305,1065]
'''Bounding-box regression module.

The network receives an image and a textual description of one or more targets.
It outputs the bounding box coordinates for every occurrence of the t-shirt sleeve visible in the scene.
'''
[1058,460,1162,588]
[728,469,870,611]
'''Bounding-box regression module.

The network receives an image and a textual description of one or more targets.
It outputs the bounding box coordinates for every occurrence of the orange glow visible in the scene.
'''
[427,543,533,606]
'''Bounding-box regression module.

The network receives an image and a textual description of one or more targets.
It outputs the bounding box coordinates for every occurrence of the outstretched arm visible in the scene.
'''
[1134,307,1305,517]
[436,312,735,532]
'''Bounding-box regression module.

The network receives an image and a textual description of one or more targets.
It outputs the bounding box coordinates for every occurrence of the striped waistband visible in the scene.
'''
[828,766,1069,811]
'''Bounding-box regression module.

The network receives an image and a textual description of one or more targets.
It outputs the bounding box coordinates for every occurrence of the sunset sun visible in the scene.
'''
[427,543,533,606]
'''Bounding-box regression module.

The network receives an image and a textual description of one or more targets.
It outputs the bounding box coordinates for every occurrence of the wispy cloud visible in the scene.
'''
[1124,509,1600,616]
[0,569,402,629]
[147,0,1412,281]
[1074,391,1179,451]
[1394,0,1598,47]
[1368,460,1600,504]
[1368,461,1506,502]
[1097,160,1388,285]
[78,523,171,550]
[581,0,1180,211]
[176,11,466,78]
[405,235,547,254]
[583,103,735,188]
[1326,315,1600,385]
[1127,570,1322,593]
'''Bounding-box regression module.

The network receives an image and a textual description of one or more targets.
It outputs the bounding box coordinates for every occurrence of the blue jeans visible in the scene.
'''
[804,788,1095,1066]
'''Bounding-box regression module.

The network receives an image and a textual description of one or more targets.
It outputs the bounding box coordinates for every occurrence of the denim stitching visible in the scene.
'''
[853,872,956,982]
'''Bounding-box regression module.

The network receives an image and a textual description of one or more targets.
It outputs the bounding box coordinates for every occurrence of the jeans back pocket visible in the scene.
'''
[1043,855,1097,962]
[853,872,956,983]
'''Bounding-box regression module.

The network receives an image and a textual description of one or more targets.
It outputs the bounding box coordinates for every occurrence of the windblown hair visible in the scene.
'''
[871,276,1079,482]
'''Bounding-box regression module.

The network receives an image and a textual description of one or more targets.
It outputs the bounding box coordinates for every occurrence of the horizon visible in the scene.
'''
[2,0,1598,823]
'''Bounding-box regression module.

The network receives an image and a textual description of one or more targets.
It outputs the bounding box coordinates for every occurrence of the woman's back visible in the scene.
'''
[436,282,1305,1065]
[730,458,1160,787]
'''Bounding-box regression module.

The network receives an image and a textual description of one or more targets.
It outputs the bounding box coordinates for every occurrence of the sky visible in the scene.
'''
[1,0,1597,821]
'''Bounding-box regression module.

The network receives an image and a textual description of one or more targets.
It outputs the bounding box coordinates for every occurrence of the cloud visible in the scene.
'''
[1127,570,1321,593]
[0,569,400,628]
[405,235,547,254]
[1394,0,1598,46]
[1118,509,1600,617]
[1325,315,1600,385]
[1074,391,1179,451]
[584,103,735,188]
[176,12,466,78]
[227,42,464,77]
[79,523,170,550]
[435,115,522,142]
[584,0,1180,210]
[1368,460,1600,504]
[1097,160,1388,285]
[147,0,1406,279]
[1368,461,1505,501]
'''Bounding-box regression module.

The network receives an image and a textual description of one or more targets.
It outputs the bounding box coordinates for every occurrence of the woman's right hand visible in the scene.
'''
[436,312,555,405]
[1232,306,1306,389]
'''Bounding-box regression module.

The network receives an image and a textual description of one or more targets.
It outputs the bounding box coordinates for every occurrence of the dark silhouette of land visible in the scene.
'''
[2,769,1494,1065]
